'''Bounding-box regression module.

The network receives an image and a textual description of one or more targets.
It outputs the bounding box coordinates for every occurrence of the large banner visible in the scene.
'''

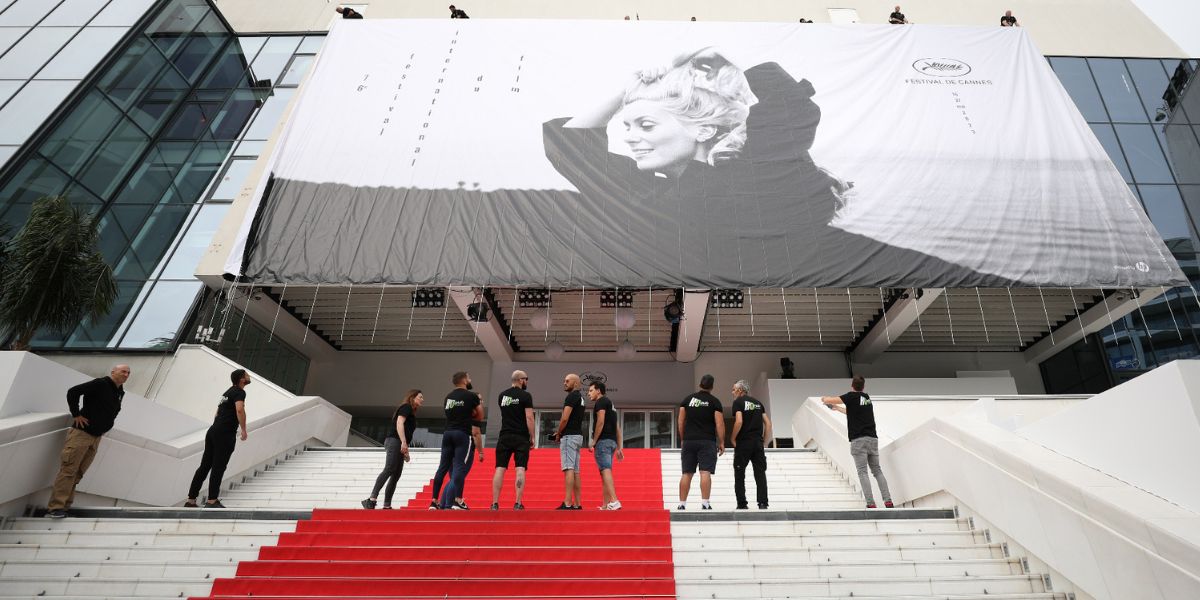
[227,20,1185,289]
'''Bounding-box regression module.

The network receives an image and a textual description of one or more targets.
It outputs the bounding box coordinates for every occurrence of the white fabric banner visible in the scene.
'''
[226,20,1184,289]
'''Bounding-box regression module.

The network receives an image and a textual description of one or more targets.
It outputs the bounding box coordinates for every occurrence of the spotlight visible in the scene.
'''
[600,289,635,308]
[710,289,744,309]
[412,287,445,308]
[663,300,683,324]
[545,340,565,360]
[613,307,636,330]
[518,288,552,308]
[616,339,637,359]
[466,301,489,322]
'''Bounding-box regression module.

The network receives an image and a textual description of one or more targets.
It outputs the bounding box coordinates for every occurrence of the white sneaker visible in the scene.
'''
[606,500,622,510]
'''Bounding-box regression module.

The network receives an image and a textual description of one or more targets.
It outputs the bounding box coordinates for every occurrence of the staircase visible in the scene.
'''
[660,448,866,510]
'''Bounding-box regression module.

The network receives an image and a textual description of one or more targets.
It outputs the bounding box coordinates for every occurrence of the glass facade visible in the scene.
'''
[1048,57,1200,383]
[0,0,324,353]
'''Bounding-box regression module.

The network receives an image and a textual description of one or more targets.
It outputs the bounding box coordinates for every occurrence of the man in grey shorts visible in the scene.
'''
[822,375,893,508]
[551,373,587,510]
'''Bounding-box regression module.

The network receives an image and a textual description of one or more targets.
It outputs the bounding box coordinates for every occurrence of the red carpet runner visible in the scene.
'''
[195,448,675,600]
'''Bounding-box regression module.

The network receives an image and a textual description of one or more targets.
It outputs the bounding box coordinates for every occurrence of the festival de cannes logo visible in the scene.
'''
[581,371,608,386]
[912,58,972,77]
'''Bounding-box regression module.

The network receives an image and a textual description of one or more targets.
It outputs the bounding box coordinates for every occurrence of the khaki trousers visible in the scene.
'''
[48,427,101,511]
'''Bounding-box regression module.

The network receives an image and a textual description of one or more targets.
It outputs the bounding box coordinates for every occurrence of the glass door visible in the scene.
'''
[536,410,561,448]
[623,411,646,448]
[649,411,674,448]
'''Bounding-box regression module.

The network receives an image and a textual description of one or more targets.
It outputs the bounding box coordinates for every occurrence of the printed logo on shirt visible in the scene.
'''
[860,395,872,405]
[446,398,466,410]
[500,395,522,407]
[741,402,760,412]
[687,397,709,408]
[218,394,232,406]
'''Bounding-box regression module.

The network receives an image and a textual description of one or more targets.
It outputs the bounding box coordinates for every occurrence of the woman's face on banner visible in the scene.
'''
[618,99,705,175]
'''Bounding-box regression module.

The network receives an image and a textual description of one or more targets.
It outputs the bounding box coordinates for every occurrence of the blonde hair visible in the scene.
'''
[623,50,755,166]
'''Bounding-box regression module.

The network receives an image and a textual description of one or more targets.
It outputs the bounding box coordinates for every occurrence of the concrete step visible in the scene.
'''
[674,543,1008,562]
[0,577,216,597]
[675,574,1049,597]
[0,544,261,562]
[4,518,294,535]
[673,530,984,549]
[671,519,970,535]
[0,559,236,578]
[0,530,278,547]
[674,557,1026,578]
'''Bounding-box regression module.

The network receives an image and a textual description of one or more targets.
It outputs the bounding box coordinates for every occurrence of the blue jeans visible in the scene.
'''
[438,429,474,508]
[594,438,617,471]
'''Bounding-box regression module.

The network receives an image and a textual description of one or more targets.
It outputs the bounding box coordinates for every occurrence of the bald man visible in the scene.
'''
[551,373,586,509]
[492,370,534,510]
[47,364,130,518]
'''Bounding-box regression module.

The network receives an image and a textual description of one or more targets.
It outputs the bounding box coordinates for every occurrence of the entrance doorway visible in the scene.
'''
[535,409,676,448]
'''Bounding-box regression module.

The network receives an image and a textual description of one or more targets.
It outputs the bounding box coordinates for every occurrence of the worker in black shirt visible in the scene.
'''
[449,4,469,18]
[822,375,893,508]
[185,369,251,508]
[335,6,363,19]
[491,370,534,510]
[1000,10,1019,27]
[589,380,623,510]
[730,380,772,509]
[436,371,484,510]
[551,373,586,510]
[46,364,130,518]
[888,5,908,24]
[677,374,724,510]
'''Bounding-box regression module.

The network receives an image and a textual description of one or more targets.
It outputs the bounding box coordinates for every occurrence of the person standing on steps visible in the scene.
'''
[677,375,724,510]
[46,364,130,518]
[588,380,623,510]
[730,380,772,510]
[362,389,423,509]
[822,375,894,509]
[491,370,534,510]
[437,371,485,510]
[551,373,586,510]
[186,369,251,509]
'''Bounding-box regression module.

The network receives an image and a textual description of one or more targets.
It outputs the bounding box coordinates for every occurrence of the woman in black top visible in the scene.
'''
[363,389,423,509]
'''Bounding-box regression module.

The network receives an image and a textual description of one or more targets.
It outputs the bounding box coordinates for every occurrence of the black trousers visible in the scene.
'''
[733,439,769,507]
[188,427,236,501]
[370,437,406,505]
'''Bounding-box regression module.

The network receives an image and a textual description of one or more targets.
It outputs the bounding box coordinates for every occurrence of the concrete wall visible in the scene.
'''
[211,0,1185,57]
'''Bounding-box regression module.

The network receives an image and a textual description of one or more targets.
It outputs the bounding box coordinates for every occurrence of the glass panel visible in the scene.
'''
[41,0,111,26]
[1179,186,1200,244]
[173,140,230,199]
[0,0,57,26]
[0,80,77,144]
[622,411,645,449]
[297,35,325,54]
[201,40,253,89]
[236,36,267,62]
[1125,59,1171,123]
[118,280,202,347]
[112,142,185,206]
[170,14,228,83]
[1160,124,1200,185]
[0,158,70,225]
[65,279,146,347]
[0,26,28,54]
[91,0,157,27]
[1049,57,1107,122]
[39,89,122,176]
[100,37,170,108]
[1161,60,1193,123]
[242,87,293,140]
[77,118,150,199]
[144,1,207,58]
[210,157,254,200]
[160,203,227,278]
[279,54,313,86]
[163,100,221,139]
[249,36,300,86]
[123,203,194,276]
[0,26,79,79]
[234,139,264,156]
[37,26,125,79]
[1115,124,1175,184]
[537,410,561,448]
[648,411,673,448]
[1089,123,1132,183]
[208,88,256,140]
[1138,185,1195,253]
[1088,58,1148,122]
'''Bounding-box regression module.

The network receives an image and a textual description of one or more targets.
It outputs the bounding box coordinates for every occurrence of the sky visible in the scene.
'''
[1131,0,1200,56]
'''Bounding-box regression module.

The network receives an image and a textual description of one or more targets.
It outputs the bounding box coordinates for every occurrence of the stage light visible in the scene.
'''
[530,308,551,331]
[545,340,565,360]
[467,301,489,322]
[663,300,683,324]
[613,307,636,330]
[616,339,637,359]
[710,289,744,309]
[412,287,445,308]
[518,288,552,308]
[600,289,635,308]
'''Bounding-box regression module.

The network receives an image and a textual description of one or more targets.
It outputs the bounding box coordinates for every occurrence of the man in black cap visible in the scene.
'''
[676,374,724,510]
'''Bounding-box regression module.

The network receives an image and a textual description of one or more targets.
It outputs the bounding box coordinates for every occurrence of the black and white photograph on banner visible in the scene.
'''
[228,20,1185,290]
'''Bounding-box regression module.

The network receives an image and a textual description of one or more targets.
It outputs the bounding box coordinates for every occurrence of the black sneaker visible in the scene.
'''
[45,509,67,519]
[452,499,469,510]
[183,500,198,508]
[513,503,525,510]
[570,505,583,510]
[676,504,686,510]
[701,504,713,510]
[490,502,499,511]
[736,504,749,510]
[381,506,392,510]
[204,500,226,508]
[428,500,439,510]
[361,499,377,509]
[555,502,572,510]
[758,503,769,510]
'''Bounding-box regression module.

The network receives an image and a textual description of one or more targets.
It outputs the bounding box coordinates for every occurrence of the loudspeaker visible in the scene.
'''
[467,301,489,322]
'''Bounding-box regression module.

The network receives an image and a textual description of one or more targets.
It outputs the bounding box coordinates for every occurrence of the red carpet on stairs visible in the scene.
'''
[193,448,676,600]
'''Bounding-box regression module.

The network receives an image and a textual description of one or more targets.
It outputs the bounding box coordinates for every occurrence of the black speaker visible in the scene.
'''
[780,357,796,379]
[467,301,489,322]
[663,301,683,324]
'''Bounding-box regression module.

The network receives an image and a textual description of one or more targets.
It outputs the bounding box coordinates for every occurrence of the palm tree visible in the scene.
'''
[0,196,117,350]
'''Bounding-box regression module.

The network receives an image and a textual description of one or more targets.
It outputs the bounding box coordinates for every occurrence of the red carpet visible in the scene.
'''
[194,448,675,600]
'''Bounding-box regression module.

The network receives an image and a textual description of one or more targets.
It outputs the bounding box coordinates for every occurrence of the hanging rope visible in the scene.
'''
[268,282,287,343]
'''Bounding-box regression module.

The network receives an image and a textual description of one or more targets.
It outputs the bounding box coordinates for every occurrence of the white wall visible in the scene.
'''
[1018,359,1200,515]
[304,350,494,419]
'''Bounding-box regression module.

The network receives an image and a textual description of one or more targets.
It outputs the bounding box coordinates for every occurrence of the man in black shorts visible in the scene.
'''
[491,370,534,510]
[676,374,724,510]
[730,379,772,509]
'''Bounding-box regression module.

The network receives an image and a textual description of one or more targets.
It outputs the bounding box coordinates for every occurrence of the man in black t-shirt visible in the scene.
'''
[731,380,772,509]
[676,374,724,510]
[434,371,485,510]
[449,4,469,18]
[551,373,586,510]
[1000,10,1019,27]
[822,375,893,508]
[334,6,363,19]
[186,369,251,508]
[888,5,908,24]
[491,370,534,510]
[589,381,623,510]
